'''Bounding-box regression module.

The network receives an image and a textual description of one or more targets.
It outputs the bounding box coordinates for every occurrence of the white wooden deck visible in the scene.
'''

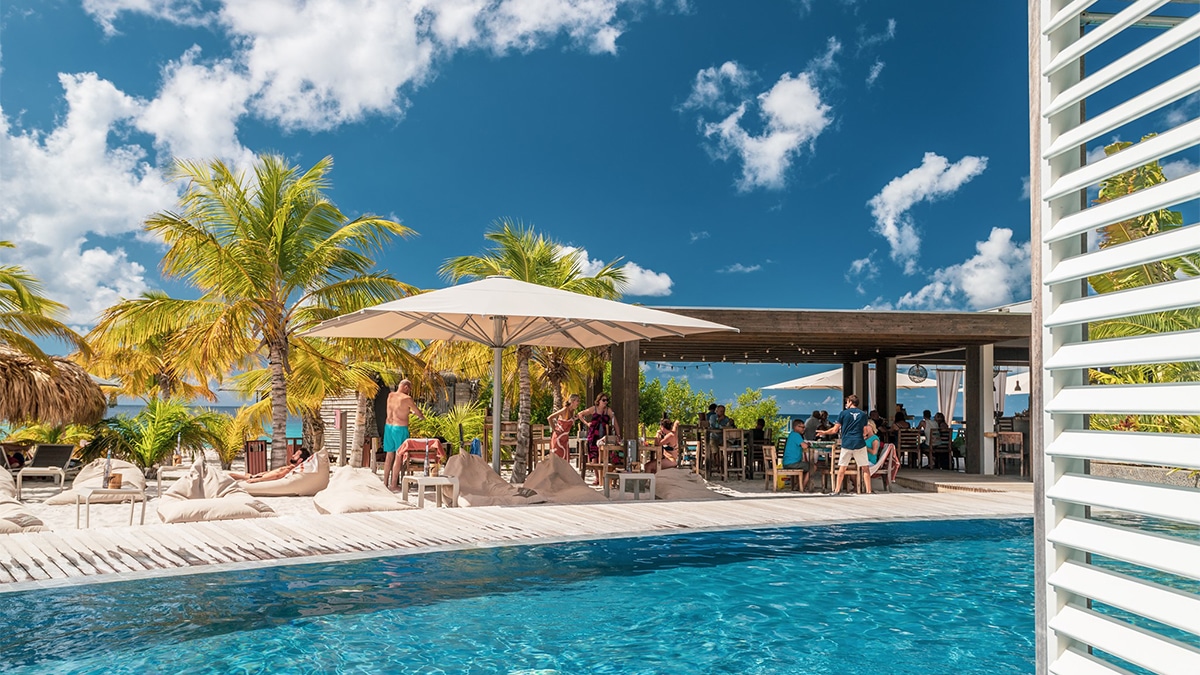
[0,490,1032,591]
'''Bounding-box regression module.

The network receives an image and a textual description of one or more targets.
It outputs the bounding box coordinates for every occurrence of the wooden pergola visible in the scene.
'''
[607,306,1031,475]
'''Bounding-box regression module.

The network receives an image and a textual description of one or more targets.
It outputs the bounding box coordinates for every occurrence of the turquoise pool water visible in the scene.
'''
[0,518,1035,674]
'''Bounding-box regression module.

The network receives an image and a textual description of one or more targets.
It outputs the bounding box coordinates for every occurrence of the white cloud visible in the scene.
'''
[718,263,761,274]
[679,61,750,113]
[689,230,710,243]
[865,59,884,86]
[561,246,673,296]
[857,18,896,51]
[701,71,832,191]
[1162,157,1198,180]
[483,0,628,55]
[0,73,176,323]
[82,0,215,36]
[807,37,842,73]
[896,228,1031,310]
[867,152,988,274]
[1019,175,1030,200]
[1164,92,1199,127]
[845,253,875,293]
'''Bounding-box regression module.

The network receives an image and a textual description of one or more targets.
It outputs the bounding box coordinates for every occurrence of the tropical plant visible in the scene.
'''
[662,376,716,426]
[1086,137,1200,436]
[728,387,781,431]
[203,407,267,470]
[87,398,224,469]
[2,423,94,448]
[410,401,486,452]
[440,220,625,481]
[0,240,89,362]
[87,155,415,467]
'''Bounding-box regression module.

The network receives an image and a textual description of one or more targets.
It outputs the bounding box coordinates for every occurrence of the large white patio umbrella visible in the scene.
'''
[763,366,937,391]
[304,276,737,473]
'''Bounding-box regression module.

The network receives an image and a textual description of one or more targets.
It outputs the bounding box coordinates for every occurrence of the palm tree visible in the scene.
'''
[440,220,625,480]
[88,155,415,467]
[0,240,89,362]
[88,398,225,469]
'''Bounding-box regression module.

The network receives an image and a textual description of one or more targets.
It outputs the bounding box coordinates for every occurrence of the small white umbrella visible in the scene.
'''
[763,366,937,391]
[305,276,737,473]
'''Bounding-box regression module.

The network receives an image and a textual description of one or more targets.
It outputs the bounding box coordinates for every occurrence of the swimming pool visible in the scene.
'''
[0,518,1035,674]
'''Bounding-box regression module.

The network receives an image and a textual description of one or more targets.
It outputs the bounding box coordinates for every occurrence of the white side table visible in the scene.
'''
[76,485,146,528]
[401,475,460,508]
[604,472,656,501]
[155,465,192,497]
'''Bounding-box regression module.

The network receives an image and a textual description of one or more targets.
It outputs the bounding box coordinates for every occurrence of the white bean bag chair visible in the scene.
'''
[0,471,47,533]
[523,455,608,504]
[239,452,330,497]
[654,468,724,501]
[157,460,275,524]
[313,467,412,514]
[45,458,147,505]
[442,453,547,507]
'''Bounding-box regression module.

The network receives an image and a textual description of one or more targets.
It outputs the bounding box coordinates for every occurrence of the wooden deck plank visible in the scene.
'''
[149,523,238,565]
[21,533,87,578]
[0,536,56,580]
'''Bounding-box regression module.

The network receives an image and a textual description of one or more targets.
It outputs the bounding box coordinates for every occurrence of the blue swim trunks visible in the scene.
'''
[383,424,410,453]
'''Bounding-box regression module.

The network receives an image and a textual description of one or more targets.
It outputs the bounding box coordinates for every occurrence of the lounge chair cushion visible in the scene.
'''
[157,460,275,524]
[44,458,147,505]
[442,453,548,507]
[0,471,47,533]
[240,452,330,497]
[654,468,723,500]
[522,454,608,504]
[313,467,412,515]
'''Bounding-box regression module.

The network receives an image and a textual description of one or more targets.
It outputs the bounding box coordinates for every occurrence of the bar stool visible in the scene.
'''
[995,431,1025,477]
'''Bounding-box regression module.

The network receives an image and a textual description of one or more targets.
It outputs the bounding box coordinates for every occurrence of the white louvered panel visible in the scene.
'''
[1046,429,1200,469]
[1049,561,1200,635]
[1043,223,1200,284]
[1045,329,1200,369]
[1049,604,1200,675]
[1047,473,1200,525]
[1044,13,1200,117]
[1049,648,1137,675]
[1044,275,1200,326]
[1043,67,1200,160]
[1044,0,1101,36]
[1047,516,1200,580]
[1043,0,1171,76]
[1044,118,1200,200]
[1046,383,1200,415]
[1044,172,1200,243]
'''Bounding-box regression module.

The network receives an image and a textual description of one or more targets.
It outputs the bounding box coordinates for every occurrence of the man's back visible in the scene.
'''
[837,408,867,449]
[387,392,418,426]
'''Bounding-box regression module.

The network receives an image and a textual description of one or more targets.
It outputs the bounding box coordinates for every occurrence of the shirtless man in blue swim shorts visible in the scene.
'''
[383,379,424,491]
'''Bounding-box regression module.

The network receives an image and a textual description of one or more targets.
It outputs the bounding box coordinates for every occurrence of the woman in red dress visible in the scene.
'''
[547,393,581,460]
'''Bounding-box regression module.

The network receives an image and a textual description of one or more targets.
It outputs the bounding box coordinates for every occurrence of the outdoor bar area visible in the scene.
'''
[608,306,1032,477]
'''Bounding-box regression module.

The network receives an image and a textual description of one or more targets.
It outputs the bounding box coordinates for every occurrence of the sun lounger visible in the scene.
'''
[522,454,609,504]
[44,458,147,505]
[0,470,48,533]
[313,467,412,514]
[442,453,547,506]
[654,468,723,500]
[158,460,275,524]
[16,444,77,499]
[239,452,330,497]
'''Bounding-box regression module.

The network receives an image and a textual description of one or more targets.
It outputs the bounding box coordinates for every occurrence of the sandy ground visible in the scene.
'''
[16,452,914,531]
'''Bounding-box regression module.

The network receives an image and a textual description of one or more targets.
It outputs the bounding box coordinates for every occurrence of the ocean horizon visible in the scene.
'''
[108,404,303,439]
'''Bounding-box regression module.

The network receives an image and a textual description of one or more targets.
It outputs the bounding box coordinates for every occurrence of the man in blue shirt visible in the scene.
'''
[781,418,811,491]
[817,394,872,495]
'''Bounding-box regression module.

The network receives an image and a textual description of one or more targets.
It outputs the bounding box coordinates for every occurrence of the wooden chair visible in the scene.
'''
[928,428,954,470]
[747,429,773,480]
[862,444,899,492]
[676,424,700,473]
[243,440,268,475]
[530,424,551,467]
[995,431,1025,477]
[896,429,922,469]
[715,428,746,481]
[996,416,1015,432]
[762,442,807,492]
[483,418,519,469]
[398,438,442,478]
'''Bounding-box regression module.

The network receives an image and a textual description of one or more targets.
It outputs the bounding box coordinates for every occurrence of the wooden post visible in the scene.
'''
[965,344,995,474]
[873,356,896,417]
[610,341,641,442]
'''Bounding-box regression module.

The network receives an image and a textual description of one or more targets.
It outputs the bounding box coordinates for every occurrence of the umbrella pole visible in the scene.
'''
[491,344,503,475]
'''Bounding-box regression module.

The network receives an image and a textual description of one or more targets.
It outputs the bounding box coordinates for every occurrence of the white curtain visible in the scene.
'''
[868,370,876,411]
[936,369,962,423]
[993,371,1007,417]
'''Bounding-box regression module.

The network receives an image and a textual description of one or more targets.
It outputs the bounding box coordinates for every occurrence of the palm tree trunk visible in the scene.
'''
[268,338,289,467]
[351,391,368,467]
[514,345,532,482]
[302,411,325,455]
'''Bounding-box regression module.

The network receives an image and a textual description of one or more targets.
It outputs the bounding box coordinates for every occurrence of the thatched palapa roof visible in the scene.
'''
[0,346,107,426]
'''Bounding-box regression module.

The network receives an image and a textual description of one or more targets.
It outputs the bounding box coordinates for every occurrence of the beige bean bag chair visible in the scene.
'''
[442,453,547,507]
[523,455,608,504]
[0,471,47,533]
[654,468,723,501]
[240,452,330,497]
[313,467,412,514]
[45,458,147,505]
[158,460,275,524]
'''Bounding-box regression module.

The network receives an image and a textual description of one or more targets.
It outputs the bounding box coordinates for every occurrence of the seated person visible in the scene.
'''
[708,404,735,446]
[779,418,811,491]
[859,422,900,486]
[645,418,678,473]
[230,447,310,483]
[750,418,767,443]
[892,411,911,430]
[816,410,833,433]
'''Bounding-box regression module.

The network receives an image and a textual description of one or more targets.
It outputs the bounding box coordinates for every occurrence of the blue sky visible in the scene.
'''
[1,1,1195,414]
